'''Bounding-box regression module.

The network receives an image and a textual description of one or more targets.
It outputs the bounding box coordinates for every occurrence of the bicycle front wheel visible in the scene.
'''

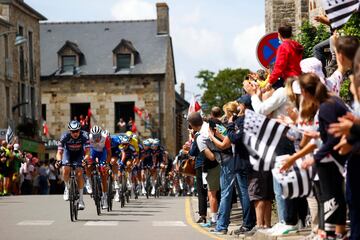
[107,175,113,212]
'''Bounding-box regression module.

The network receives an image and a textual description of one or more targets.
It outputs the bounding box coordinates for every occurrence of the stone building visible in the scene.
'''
[41,3,183,156]
[0,0,46,157]
[265,0,323,34]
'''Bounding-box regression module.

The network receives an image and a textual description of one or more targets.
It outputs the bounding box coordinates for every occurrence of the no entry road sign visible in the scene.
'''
[256,32,281,69]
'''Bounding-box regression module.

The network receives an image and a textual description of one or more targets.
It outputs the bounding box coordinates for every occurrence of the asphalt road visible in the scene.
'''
[0,195,212,240]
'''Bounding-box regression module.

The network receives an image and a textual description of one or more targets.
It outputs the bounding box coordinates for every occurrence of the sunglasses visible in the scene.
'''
[70,130,80,134]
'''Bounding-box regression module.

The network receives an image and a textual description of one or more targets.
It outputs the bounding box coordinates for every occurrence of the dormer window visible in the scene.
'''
[62,55,76,72]
[116,54,131,71]
[57,41,85,75]
[113,39,140,72]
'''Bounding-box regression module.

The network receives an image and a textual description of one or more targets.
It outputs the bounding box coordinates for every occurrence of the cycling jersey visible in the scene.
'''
[89,133,110,152]
[89,133,110,165]
[152,146,165,166]
[110,135,122,158]
[141,148,153,169]
[58,130,90,166]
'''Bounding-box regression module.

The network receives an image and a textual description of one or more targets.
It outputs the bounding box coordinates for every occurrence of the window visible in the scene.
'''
[62,56,76,73]
[28,31,34,81]
[6,87,10,119]
[21,83,26,117]
[116,54,131,71]
[31,87,35,120]
[42,104,46,121]
[19,46,25,80]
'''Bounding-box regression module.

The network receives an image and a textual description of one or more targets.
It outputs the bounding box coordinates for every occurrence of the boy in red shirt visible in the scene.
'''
[268,24,303,86]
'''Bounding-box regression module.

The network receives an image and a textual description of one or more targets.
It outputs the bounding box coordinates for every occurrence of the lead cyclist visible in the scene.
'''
[56,120,90,210]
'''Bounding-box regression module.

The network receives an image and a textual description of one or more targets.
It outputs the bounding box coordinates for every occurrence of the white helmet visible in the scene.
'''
[90,125,102,135]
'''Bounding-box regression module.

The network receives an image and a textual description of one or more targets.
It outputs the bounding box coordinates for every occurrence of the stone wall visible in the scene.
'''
[265,0,296,33]
[41,75,161,137]
[0,1,43,130]
[266,0,312,34]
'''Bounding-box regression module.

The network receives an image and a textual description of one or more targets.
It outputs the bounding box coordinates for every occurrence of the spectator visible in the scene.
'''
[127,117,134,132]
[48,158,58,194]
[117,118,127,133]
[20,153,35,195]
[268,24,303,86]
[38,159,50,195]
[209,96,256,235]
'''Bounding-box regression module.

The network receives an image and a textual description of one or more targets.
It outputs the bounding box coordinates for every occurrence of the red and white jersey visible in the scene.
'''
[89,133,111,152]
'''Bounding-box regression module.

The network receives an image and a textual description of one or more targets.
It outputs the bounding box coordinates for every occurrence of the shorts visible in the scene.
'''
[62,150,83,167]
[206,164,220,191]
[248,169,274,201]
[141,159,153,169]
[90,148,107,166]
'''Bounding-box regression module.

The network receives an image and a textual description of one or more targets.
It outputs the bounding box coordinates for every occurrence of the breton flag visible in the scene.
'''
[5,125,14,145]
[272,155,314,199]
[243,109,289,171]
[322,0,360,29]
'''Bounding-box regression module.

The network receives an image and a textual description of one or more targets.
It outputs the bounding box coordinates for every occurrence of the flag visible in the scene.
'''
[272,155,314,199]
[188,94,201,115]
[87,107,92,118]
[43,121,49,136]
[5,125,14,144]
[321,0,360,29]
[134,106,143,118]
[243,109,290,171]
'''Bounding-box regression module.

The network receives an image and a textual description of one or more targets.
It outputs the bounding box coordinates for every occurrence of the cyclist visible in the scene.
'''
[118,135,139,197]
[56,120,90,210]
[151,138,166,195]
[140,139,154,195]
[88,125,111,209]
[109,134,122,201]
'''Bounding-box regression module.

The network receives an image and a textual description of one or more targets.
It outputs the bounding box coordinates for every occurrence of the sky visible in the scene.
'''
[26,0,265,101]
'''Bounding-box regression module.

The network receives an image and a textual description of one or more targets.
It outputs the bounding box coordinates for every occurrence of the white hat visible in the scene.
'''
[292,80,301,95]
[300,57,325,83]
[13,143,19,150]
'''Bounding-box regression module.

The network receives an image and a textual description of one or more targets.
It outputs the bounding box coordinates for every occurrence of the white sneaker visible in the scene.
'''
[102,195,108,209]
[85,181,92,194]
[114,181,120,190]
[151,186,155,195]
[78,200,85,210]
[270,223,298,236]
[142,187,146,195]
[114,191,120,202]
[63,187,69,201]
[262,222,284,234]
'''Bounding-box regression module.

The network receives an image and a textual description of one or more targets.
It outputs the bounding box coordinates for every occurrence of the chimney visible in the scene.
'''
[180,82,185,98]
[156,2,169,35]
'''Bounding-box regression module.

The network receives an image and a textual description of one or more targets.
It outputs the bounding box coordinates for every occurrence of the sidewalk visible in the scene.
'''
[188,197,311,240]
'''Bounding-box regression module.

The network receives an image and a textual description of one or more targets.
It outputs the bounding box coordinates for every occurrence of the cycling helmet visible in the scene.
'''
[125,131,133,138]
[152,138,160,147]
[143,139,151,147]
[68,120,81,131]
[102,129,110,137]
[122,135,130,144]
[90,125,102,135]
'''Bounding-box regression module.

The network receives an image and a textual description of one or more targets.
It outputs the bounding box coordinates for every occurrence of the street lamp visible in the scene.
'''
[0,30,27,46]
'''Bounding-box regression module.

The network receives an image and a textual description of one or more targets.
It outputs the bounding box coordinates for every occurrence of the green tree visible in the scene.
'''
[197,68,249,113]
[296,21,330,58]
[340,13,360,38]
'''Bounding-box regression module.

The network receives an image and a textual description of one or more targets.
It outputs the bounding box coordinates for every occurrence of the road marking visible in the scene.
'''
[185,197,224,240]
[17,220,54,226]
[84,221,118,226]
[152,221,187,227]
